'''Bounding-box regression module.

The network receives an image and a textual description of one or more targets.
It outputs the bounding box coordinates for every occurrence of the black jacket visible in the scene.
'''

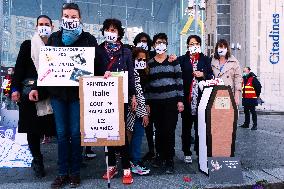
[46,30,98,101]
[11,40,55,134]
[178,52,213,98]
[242,72,262,106]
[94,42,135,97]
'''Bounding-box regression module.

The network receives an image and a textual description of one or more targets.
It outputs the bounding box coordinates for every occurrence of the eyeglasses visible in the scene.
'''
[62,3,79,9]
[188,42,200,47]
[137,58,147,62]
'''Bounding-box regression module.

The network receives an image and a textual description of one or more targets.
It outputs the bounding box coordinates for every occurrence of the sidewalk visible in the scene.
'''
[0,113,283,188]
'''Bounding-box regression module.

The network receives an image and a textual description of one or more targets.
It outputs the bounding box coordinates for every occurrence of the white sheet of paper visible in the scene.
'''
[198,86,214,174]
[111,71,128,103]
[37,46,95,86]
[82,77,120,140]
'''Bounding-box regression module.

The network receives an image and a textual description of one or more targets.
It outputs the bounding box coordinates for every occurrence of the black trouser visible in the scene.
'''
[27,132,42,158]
[151,100,178,161]
[107,104,130,169]
[144,115,155,154]
[244,105,257,126]
[181,102,199,156]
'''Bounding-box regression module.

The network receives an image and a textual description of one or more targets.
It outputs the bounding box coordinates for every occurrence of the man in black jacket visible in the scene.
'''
[240,67,262,130]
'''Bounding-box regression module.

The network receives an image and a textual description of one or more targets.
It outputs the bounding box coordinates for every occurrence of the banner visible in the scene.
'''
[79,76,125,146]
[37,46,95,86]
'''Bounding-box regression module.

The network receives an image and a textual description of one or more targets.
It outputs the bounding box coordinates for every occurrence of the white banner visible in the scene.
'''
[37,46,95,86]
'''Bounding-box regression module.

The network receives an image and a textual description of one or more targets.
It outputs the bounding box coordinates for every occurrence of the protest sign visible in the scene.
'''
[79,76,124,146]
[111,71,128,103]
[37,46,95,86]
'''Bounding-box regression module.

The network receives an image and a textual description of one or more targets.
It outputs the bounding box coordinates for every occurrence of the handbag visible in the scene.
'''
[21,78,37,100]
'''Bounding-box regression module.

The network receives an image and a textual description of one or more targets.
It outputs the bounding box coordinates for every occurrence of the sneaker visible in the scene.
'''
[165,160,174,174]
[70,175,80,188]
[240,124,249,128]
[102,166,118,180]
[184,156,192,164]
[51,175,69,189]
[131,162,150,175]
[142,152,155,162]
[122,169,133,184]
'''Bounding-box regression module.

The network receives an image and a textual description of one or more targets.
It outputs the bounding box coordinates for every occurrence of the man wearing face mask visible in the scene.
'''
[29,4,98,188]
[144,33,184,174]
[211,39,242,107]
[11,15,56,179]
[178,35,213,164]
[240,67,262,130]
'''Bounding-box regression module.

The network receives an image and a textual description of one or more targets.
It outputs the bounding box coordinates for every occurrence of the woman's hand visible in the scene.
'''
[131,95,137,112]
[177,102,184,112]
[142,115,149,127]
[168,54,177,63]
[11,91,20,102]
[193,71,204,78]
[234,92,240,106]
[104,71,112,79]
[146,105,151,114]
[29,90,39,102]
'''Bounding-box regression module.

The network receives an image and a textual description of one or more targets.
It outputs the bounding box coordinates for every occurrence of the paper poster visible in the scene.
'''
[0,110,32,168]
[37,46,95,86]
[80,76,125,146]
[112,71,128,103]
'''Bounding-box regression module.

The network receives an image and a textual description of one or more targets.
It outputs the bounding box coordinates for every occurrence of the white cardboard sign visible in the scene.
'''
[37,46,95,86]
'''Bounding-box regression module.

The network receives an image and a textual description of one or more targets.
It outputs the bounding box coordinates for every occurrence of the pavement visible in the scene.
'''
[0,112,284,189]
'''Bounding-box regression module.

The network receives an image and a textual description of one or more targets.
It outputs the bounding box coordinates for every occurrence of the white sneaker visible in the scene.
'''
[184,156,192,163]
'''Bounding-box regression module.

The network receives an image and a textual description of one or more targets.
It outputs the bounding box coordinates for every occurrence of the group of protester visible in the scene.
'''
[9,3,261,188]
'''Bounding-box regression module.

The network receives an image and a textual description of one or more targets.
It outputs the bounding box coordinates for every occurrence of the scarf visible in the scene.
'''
[104,42,121,58]
[62,24,83,46]
[31,33,53,116]
[189,53,200,115]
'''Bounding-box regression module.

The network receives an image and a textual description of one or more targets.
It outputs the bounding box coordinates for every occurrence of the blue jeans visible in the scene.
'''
[51,98,81,176]
[130,117,145,164]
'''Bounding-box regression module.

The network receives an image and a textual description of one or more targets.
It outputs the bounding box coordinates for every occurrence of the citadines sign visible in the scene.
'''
[269,13,280,64]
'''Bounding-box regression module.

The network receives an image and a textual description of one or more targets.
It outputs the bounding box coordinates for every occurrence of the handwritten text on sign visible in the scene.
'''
[83,77,120,142]
[37,46,95,86]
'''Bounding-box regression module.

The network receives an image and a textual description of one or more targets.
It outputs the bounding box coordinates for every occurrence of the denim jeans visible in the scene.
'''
[51,98,81,176]
[130,117,145,164]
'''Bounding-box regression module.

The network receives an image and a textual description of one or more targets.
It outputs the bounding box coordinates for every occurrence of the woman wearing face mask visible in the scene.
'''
[94,18,136,185]
[29,3,98,188]
[126,48,150,176]
[178,35,213,164]
[211,39,242,106]
[145,33,184,174]
[11,15,55,178]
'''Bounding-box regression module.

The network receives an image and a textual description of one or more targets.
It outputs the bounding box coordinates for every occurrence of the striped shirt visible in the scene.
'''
[145,57,184,102]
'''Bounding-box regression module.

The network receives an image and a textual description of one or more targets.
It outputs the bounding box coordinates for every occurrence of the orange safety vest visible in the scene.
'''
[242,77,257,99]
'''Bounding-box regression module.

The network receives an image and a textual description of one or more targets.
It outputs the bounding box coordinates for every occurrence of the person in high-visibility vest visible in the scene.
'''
[240,67,262,130]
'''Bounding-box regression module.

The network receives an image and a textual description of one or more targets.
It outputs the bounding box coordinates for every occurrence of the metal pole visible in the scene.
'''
[194,0,198,34]
[105,146,110,188]
[40,0,43,15]
[0,0,4,106]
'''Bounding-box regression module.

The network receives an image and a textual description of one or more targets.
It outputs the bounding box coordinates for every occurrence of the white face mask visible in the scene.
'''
[134,59,147,70]
[104,31,118,43]
[37,26,52,37]
[61,17,80,30]
[218,48,228,56]
[188,46,201,54]
[136,42,148,51]
[155,43,167,54]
